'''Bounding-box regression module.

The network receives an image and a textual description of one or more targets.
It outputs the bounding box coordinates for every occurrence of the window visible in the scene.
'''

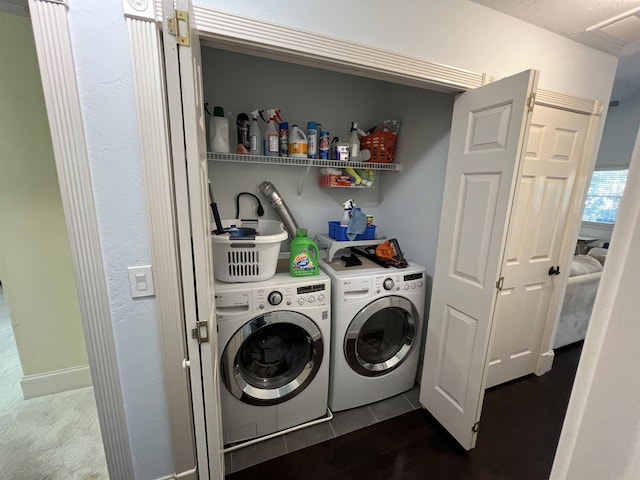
[582,168,628,224]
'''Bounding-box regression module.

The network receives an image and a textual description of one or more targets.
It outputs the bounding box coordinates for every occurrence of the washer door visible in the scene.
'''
[344,296,419,377]
[221,311,324,406]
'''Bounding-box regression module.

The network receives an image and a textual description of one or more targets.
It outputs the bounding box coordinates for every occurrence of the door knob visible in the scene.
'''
[548,265,561,276]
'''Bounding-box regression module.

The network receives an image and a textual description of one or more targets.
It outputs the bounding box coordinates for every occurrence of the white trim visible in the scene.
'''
[21,365,92,399]
[536,89,603,115]
[183,5,484,93]
[125,13,198,476]
[122,0,155,20]
[27,1,134,478]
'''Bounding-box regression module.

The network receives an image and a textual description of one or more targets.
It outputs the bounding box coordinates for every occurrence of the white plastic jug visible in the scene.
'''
[288,125,308,158]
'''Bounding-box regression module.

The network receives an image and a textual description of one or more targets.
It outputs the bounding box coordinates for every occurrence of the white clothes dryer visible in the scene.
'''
[320,255,426,412]
[215,268,331,445]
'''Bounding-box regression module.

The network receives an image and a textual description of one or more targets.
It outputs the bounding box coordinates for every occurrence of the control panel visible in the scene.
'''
[373,270,425,295]
[253,280,330,312]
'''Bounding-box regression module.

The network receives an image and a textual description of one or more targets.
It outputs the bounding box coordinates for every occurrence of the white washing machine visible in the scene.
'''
[215,266,331,445]
[320,255,426,412]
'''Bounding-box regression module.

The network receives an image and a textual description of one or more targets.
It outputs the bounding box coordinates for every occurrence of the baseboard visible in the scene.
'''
[21,365,92,399]
[536,349,555,376]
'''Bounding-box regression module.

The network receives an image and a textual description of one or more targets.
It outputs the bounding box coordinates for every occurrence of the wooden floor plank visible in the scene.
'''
[227,343,582,480]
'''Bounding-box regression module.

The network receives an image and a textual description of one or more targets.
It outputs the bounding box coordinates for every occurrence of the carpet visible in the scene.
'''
[0,286,109,480]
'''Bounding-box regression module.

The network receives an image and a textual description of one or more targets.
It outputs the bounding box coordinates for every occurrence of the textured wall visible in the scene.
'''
[65,2,174,478]
[0,11,87,377]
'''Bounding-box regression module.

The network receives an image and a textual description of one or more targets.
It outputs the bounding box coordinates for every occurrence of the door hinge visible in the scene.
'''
[191,321,209,344]
[496,276,504,291]
[167,10,190,46]
[472,422,480,433]
[527,93,536,112]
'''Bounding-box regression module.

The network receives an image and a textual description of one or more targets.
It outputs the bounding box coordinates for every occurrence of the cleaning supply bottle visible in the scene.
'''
[279,121,289,157]
[307,121,318,159]
[236,113,250,154]
[249,110,262,155]
[265,108,282,157]
[288,125,308,158]
[210,106,230,153]
[340,199,354,226]
[349,121,360,161]
[290,228,319,277]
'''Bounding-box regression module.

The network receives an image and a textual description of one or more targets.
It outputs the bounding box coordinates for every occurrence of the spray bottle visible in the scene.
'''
[265,108,283,157]
[249,110,262,155]
[341,199,355,226]
[349,121,360,161]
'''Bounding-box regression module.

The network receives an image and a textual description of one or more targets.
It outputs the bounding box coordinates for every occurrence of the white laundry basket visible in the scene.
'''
[211,219,288,282]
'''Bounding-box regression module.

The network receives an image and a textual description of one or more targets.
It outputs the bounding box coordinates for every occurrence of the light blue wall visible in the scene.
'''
[595,93,640,168]
[67,2,173,478]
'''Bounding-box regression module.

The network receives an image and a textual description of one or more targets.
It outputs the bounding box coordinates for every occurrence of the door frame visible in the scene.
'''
[30,0,604,477]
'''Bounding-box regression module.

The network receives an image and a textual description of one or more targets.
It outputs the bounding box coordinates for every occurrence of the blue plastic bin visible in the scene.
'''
[328,221,377,241]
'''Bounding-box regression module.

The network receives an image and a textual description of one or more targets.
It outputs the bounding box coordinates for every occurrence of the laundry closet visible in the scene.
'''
[123,2,606,478]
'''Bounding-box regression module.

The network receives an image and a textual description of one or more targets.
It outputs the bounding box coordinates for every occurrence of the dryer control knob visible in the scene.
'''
[418,281,423,288]
[383,278,394,291]
[404,284,410,290]
[318,294,325,302]
[268,291,283,306]
[298,298,305,305]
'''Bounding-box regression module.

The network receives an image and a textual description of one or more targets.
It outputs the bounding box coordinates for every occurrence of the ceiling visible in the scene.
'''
[469,0,640,102]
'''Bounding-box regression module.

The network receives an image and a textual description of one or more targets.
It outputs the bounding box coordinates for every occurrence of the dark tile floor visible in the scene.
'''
[226,386,421,473]
[227,343,582,479]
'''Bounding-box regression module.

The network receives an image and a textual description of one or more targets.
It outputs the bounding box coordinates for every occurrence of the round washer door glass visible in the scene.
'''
[221,311,324,406]
[345,296,419,377]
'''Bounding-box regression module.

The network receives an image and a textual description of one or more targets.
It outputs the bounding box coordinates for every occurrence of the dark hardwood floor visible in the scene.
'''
[227,343,582,480]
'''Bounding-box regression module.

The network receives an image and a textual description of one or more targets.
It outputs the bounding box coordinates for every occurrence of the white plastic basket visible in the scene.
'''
[212,219,288,282]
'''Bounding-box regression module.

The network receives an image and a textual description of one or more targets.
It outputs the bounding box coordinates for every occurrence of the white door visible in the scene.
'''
[162,0,224,478]
[419,70,538,450]
[487,106,592,388]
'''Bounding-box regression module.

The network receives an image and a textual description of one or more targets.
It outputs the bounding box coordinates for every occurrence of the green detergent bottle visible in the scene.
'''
[290,228,319,277]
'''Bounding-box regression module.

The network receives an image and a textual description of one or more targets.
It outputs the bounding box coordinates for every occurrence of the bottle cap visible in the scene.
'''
[307,121,317,129]
[280,122,289,129]
[213,106,224,117]
[296,228,307,237]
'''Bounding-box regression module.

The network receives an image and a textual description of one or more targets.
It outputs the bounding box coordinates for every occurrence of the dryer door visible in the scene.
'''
[221,311,324,406]
[345,296,419,377]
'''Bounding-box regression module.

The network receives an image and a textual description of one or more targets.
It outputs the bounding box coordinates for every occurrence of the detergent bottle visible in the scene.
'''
[210,106,230,153]
[288,125,308,158]
[290,228,319,277]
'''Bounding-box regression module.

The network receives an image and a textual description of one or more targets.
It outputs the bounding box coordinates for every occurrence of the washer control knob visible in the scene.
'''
[308,296,315,303]
[298,298,305,305]
[418,281,423,288]
[383,278,394,291]
[286,299,292,306]
[258,303,265,310]
[268,291,283,306]
[412,283,416,289]
[404,284,410,290]
[318,294,325,302]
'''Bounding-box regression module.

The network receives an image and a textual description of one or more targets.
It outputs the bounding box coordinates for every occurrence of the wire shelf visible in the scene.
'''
[207,152,402,172]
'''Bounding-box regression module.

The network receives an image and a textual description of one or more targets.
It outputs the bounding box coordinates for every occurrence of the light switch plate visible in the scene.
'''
[127,265,155,298]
